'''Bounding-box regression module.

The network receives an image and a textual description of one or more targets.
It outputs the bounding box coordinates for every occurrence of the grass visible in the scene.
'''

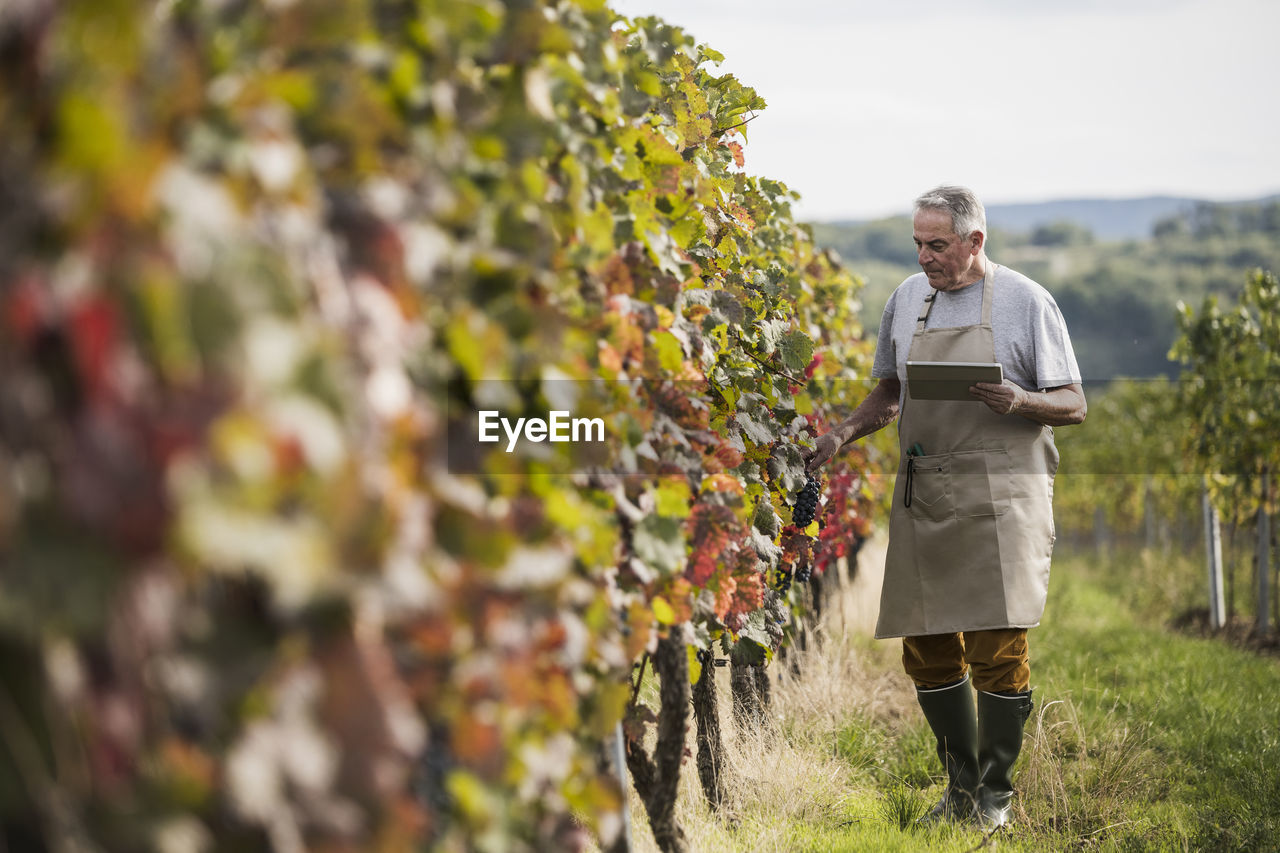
[603,542,1280,852]
[1027,549,1280,850]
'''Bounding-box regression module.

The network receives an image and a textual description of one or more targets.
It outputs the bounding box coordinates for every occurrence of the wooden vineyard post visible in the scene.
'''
[1204,479,1226,630]
[1144,476,1158,552]
[1258,469,1271,634]
[605,721,633,853]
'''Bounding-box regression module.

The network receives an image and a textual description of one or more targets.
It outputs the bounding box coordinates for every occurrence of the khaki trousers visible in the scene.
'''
[902,629,1030,694]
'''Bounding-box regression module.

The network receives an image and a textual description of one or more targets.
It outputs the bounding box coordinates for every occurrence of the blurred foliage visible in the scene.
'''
[0,1,883,850]
[1052,377,1199,538]
[1172,269,1280,523]
[1156,199,1280,241]
[1053,268,1280,550]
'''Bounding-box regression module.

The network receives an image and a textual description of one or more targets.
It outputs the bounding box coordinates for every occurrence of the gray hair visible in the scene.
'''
[914,185,987,239]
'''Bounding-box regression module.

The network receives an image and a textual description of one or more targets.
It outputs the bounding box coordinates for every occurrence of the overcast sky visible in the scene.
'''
[607,0,1280,221]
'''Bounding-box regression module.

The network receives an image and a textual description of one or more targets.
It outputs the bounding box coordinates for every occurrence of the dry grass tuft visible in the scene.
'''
[1015,693,1159,843]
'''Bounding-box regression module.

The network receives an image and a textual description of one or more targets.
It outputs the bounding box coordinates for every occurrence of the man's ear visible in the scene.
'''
[969,229,986,255]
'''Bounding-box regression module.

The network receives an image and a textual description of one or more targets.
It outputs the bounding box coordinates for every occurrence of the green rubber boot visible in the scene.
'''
[915,674,980,823]
[976,689,1034,828]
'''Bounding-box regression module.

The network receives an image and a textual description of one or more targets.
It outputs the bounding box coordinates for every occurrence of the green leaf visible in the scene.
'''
[778,329,814,372]
[767,444,807,494]
[756,318,788,354]
[733,614,772,663]
[748,528,782,568]
[735,409,774,446]
[669,211,703,247]
[752,495,780,537]
[710,289,745,326]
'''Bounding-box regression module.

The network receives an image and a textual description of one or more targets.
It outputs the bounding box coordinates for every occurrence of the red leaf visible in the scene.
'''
[712,444,744,470]
[726,140,744,168]
[69,296,119,405]
[804,352,824,379]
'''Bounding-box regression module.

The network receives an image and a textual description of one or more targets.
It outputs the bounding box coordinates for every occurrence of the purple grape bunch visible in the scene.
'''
[792,473,822,528]
[795,561,813,587]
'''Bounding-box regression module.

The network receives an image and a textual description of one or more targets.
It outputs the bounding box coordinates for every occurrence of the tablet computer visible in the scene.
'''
[906,361,1003,401]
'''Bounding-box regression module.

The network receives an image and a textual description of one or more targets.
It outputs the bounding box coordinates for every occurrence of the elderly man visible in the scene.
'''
[805,185,1086,827]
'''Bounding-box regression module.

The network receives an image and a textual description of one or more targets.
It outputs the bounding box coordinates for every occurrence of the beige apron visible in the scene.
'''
[875,263,1059,638]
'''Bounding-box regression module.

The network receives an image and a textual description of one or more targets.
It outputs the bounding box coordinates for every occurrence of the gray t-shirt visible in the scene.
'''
[871,263,1082,395]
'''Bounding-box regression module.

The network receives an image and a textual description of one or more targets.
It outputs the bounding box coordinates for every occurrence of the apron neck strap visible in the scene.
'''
[980,261,996,325]
[915,260,997,331]
[915,291,936,330]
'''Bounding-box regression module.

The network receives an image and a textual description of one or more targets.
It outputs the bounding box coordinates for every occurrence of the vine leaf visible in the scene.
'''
[778,330,815,373]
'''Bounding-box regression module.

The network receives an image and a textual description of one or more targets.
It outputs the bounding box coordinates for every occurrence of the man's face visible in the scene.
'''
[913,208,983,291]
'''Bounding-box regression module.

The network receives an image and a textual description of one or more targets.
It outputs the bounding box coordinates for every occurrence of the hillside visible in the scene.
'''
[985,196,1200,241]
[810,196,1280,380]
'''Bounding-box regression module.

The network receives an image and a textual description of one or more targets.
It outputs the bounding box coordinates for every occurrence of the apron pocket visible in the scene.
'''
[951,447,1011,518]
[906,454,951,522]
[906,448,1011,521]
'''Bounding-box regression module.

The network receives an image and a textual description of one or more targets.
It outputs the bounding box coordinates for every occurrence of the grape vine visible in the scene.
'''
[0,2,886,850]
[1172,269,1280,523]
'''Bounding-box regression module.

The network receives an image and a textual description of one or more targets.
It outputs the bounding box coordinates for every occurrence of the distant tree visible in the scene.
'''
[1030,220,1094,247]
[1153,215,1190,240]
[1190,202,1234,238]
[1261,201,1280,235]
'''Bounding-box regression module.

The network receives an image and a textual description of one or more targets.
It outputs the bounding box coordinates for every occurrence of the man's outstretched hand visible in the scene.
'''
[803,431,843,475]
[801,376,903,474]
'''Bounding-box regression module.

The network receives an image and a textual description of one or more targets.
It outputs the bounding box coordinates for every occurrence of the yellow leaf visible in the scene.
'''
[652,330,684,372]
[655,479,691,516]
[652,596,675,625]
[58,92,125,176]
[446,771,497,828]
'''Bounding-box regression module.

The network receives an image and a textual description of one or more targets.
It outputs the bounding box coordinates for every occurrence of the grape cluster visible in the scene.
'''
[774,561,812,595]
[792,474,823,528]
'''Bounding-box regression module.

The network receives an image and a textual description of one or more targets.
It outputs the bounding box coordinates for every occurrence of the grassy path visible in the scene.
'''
[1021,555,1280,850]
[617,548,1280,851]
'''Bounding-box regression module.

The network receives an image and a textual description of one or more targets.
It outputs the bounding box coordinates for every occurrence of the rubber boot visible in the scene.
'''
[975,689,1034,829]
[914,674,980,823]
